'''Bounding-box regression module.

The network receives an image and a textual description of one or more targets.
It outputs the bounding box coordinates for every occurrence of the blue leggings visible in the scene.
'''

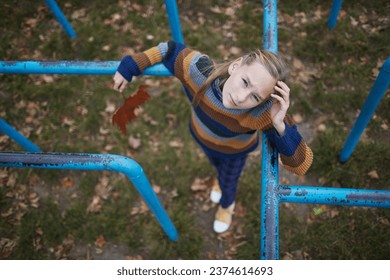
[205,153,247,208]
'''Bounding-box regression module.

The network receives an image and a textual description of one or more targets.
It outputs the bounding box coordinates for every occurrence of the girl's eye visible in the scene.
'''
[242,78,248,87]
[252,94,260,102]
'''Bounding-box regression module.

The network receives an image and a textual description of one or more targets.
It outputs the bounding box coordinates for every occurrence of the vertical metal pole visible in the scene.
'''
[164,0,184,44]
[0,118,41,152]
[260,0,279,260]
[327,0,343,29]
[260,136,280,260]
[263,0,278,54]
[340,57,390,163]
[44,0,77,39]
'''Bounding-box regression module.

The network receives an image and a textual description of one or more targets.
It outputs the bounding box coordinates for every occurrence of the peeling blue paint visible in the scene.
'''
[0,61,172,76]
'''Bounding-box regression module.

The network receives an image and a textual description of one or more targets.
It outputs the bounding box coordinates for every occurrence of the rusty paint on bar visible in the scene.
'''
[278,186,390,208]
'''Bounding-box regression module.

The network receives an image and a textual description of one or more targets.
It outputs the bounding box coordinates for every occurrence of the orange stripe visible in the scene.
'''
[133,53,150,72]
[282,144,313,175]
[183,51,200,93]
[144,47,163,65]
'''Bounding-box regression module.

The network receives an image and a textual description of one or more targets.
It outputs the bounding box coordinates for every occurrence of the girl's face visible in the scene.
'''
[222,58,276,109]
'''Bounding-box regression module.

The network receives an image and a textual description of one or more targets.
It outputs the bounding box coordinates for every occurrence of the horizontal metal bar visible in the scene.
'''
[0,151,178,241]
[0,61,172,76]
[278,185,390,208]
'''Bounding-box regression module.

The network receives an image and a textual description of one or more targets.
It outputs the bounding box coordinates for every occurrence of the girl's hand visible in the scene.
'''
[113,71,128,93]
[270,81,290,136]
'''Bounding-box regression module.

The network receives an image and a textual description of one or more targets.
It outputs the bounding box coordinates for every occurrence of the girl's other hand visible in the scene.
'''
[270,81,290,136]
[113,71,128,93]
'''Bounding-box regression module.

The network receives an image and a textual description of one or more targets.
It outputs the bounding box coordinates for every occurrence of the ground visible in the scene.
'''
[0,0,389,260]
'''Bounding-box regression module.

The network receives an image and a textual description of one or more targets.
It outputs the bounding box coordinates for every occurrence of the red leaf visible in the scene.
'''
[112,85,150,135]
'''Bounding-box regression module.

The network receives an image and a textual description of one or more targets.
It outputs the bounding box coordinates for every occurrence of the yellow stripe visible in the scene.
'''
[144,47,163,65]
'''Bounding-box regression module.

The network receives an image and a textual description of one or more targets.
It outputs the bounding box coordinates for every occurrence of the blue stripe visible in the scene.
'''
[265,124,302,156]
[163,41,187,75]
[194,106,241,137]
[117,55,140,82]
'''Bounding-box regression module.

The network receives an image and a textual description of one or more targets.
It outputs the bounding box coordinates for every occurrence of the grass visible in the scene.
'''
[0,0,389,259]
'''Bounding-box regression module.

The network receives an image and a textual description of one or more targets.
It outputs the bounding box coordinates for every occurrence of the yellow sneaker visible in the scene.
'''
[210,179,222,203]
[213,202,235,233]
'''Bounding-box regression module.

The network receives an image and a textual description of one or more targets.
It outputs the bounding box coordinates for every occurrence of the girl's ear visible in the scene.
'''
[228,57,243,75]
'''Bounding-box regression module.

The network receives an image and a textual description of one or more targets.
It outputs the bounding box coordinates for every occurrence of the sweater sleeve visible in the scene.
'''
[264,115,313,176]
[117,41,207,95]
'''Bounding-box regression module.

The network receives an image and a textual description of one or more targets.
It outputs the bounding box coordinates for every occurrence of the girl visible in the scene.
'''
[112,41,313,233]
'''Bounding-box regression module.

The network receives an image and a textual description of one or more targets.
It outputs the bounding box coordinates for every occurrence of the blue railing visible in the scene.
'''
[0,0,183,242]
[0,152,179,241]
[260,0,390,259]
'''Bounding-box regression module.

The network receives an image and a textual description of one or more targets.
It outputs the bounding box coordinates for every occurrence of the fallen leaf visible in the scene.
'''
[169,140,184,148]
[0,170,9,185]
[191,178,208,191]
[25,18,38,28]
[128,136,141,149]
[152,185,161,194]
[112,85,150,135]
[293,58,304,70]
[95,235,106,248]
[95,176,111,200]
[99,127,110,135]
[102,45,111,51]
[130,200,149,215]
[317,123,326,132]
[292,113,303,124]
[60,177,74,188]
[87,195,102,213]
[71,8,87,20]
[368,170,379,179]
[0,238,16,259]
[126,255,143,260]
[105,101,116,113]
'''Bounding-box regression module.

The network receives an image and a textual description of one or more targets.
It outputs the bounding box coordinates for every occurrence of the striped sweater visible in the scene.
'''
[117,41,313,175]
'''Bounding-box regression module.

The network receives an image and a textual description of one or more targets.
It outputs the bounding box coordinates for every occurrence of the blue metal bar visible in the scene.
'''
[260,136,280,260]
[0,152,179,241]
[44,0,77,39]
[279,186,390,208]
[263,0,278,54]
[0,119,41,152]
[327,0,343,29]
[164,0,184,44]
[0,61,172,76]
[261,0,279,260]
[340,57,390,163]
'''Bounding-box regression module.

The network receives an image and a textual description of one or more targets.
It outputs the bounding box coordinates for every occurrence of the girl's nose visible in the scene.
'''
[236,90,250,103]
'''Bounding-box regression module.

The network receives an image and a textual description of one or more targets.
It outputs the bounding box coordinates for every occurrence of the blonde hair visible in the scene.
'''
[193,50,289,105]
